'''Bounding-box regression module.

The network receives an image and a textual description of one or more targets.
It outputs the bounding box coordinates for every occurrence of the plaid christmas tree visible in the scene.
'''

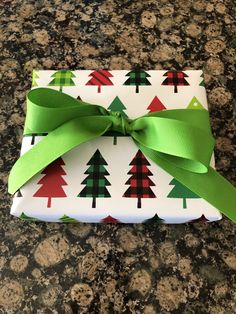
[32,70,39,87]
[161,71,189,93]
[123,150,156,208]
[78,149,111,208]
[59,214,79,223]
[199,73,205,87]
[86,70,113,93]
[123,70,151,93]
[48,70,76,92]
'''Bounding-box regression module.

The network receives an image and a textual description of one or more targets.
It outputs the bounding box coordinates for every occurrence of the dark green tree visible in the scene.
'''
[143,214,165,223]
[199,73,205,87]
[167,178,200,209]
[105,96,128,145]
[123,70,151,93]
[78,149,111,208]
[108,96,128,117]
[187,214,209,223]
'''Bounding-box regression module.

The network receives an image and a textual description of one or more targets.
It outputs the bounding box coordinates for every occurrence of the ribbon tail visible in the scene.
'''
[137,143,236,223]
[8,116,112,194]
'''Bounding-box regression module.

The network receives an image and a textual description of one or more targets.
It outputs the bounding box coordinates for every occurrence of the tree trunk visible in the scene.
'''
[174,85,178,93]
[98,85,101,93]
[136,85,139,93]
[183,198,187,209]
[59,86,63,92]
[31,135,35,145]
[92,197,96,208]
[113,136,117,145]
[137,197,141,208]
[47,197,52,208]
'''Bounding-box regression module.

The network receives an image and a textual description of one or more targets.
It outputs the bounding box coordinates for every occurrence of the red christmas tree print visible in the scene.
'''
[161,71,189,93]
[100,215,121,223]
[123,150,156,208]
[86,70,114,93]
[33,157,67,208]
[147,96,166,112]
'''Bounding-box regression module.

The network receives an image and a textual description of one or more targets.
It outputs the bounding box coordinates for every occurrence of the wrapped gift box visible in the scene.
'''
[10,70,222,223]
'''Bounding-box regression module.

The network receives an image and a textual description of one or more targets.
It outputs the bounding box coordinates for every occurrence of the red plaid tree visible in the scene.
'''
[123,150,156,208]
[147,96,166,112]
[33,157,67,208]
[100,215,121,223]
[161,71,189,93]
[86,70,113,93]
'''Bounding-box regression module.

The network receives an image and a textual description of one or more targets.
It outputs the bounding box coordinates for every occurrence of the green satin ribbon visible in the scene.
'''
[8,88,236,223]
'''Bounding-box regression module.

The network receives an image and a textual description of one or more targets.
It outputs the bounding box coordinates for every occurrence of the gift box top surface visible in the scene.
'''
[10,70,223,223]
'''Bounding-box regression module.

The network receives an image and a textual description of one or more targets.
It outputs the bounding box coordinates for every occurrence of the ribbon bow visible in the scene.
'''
[8,88,236,223]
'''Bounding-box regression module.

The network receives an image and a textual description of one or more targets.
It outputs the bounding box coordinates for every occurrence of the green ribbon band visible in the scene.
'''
[8,88,236,223]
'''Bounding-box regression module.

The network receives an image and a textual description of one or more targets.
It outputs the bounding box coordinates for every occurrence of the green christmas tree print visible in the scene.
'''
[123,70,151,93]
[32,70,39,87]
[105,96,128,145]
[48,70,76,92]
[199,73,205,87]
[20,212,39,222]
[187,214,209,223]
[78,149,111,208]
[143,214,165,223]
[167,178,200,209]
[59,215,78,223]
[108,96,128,117]
[187,96,205,110]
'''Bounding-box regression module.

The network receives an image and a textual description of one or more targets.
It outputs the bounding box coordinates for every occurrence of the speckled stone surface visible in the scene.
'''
[1,0,236,313]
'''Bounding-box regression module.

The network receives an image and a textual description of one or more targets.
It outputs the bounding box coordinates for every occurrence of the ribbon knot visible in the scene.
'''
[109,111,131,135]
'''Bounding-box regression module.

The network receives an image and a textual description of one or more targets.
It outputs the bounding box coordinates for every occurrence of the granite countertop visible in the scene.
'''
[0,0,236,313]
